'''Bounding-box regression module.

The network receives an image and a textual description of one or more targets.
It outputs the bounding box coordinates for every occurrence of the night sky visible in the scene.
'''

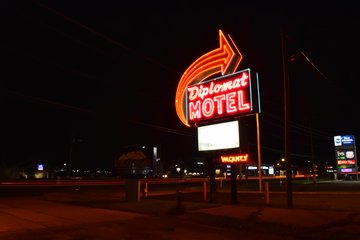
[2,1,360,171]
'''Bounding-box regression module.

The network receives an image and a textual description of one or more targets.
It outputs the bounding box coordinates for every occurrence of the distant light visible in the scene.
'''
[37,164,44,171]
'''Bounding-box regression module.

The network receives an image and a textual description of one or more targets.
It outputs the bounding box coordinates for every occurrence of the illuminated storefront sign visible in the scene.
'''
[337,160,356,165]
[336,150,355,160]
[334,135,358,174]
[187,69,254,124]
[220,154,248,163]
[334,135,355,147]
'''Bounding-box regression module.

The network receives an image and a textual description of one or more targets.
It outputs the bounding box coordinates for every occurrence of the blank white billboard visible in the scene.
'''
[197,120,239,151]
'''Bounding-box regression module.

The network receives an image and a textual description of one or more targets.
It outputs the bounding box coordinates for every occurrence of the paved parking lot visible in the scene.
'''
[1,180,360,239]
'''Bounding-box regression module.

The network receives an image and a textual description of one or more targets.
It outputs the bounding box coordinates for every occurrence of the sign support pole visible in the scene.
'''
[256,113,263,192]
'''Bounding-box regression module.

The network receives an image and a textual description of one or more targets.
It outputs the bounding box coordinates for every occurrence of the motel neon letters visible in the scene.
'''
[187,69,252,124]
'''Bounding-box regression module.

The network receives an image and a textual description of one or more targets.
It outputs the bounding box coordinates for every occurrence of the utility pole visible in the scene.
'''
[281,29,293,208]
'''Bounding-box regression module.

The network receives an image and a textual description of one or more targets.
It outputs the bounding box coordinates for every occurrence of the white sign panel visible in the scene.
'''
[197,120,239,151]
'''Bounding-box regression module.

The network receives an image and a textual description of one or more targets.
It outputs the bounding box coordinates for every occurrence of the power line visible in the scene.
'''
[3,88,194,137]
[32,0,178,76]
[300,51,328,80]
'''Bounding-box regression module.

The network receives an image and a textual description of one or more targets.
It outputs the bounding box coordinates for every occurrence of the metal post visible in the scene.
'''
[264,181,270,205]
[203,181,207,201]
[354,140,359,181]
[143,182,148,198]
[256,113,263,192]
[208,154,217,203]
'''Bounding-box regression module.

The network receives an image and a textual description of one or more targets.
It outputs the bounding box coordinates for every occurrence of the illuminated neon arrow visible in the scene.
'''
[175,30,243,127]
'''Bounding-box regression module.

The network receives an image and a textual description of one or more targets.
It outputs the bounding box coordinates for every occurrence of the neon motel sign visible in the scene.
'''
[175,30,243,127]
[175,30,259,127]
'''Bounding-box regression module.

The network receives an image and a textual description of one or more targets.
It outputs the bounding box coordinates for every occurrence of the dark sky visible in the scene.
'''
[2,0,360,170]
